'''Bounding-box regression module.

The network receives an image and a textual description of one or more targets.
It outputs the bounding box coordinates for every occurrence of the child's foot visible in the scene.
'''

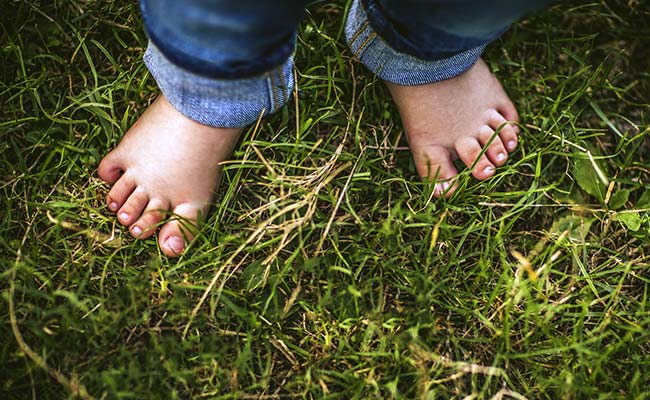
[98,95,242,257]
[386,58,519,197]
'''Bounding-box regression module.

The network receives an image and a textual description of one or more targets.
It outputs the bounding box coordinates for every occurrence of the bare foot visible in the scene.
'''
[98,95,242,257]
[386,58,519,197]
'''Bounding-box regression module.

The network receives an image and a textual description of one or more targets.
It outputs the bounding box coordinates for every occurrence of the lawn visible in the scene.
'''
[1,0,650,398]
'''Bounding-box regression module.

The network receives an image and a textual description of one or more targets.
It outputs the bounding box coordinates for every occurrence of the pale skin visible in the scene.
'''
[387,58,519,196]
[98,57,518,256]
[97,96,242,257]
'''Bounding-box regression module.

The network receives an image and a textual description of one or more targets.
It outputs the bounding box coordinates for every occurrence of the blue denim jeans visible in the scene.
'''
[141,0,551,128]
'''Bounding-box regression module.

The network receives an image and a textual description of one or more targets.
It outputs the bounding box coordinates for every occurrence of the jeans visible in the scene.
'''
[140,0,551,128]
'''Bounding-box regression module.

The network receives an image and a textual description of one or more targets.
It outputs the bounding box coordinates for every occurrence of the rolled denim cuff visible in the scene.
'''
[345,0,485,86]
[143,42,293,128]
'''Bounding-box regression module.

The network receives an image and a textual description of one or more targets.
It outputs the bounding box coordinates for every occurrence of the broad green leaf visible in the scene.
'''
[550,214,594,242]
[240,261,265,291]
[637,189,650,209]
[608,189,629,210]
[613,212,641,231]
[573,158,607,203]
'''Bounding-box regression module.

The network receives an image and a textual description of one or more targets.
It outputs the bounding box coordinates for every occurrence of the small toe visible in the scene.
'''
[477,125,508,167]
[498,100,519,124]
[106,174,136,213]
[158,203,206,257]
[97,152,123,185]
[117,186,148,226]
[130,198,170,239]
[455,137,496,180]
[488,110,518,152]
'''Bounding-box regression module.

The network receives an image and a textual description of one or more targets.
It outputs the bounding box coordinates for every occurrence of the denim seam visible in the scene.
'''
[271,65,287,113]
[348,20,370,48]
[268,73,277,113]
[277,66,286,109]
[353,31,378,59]
[277,68,285,110]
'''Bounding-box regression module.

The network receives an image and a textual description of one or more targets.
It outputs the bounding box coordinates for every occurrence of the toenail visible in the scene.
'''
[434,181,450,194]
[508,140,516,150]
[165,236,185,254]
[483,166,495,174]
[109,202,118,211]
[131,226,142,236]
[119,212,129,221]
[497,153,506,161]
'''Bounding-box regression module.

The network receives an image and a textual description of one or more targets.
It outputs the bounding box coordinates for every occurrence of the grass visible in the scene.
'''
[1,0,650,398]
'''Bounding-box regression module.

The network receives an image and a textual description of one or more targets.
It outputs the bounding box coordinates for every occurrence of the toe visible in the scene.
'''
[158,203,206,257]
[498,99,519,124]
[97,152,123,185]
[117,186,148,227]
[412,145,459,198]
[488,110,518,152]
[130,198,170,239]
[477,125,508,167]
[106,174,136,213]
[455,137,496,180]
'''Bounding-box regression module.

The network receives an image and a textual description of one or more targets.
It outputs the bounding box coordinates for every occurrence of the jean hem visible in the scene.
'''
[143,42,293,128]
[345,0,485,86]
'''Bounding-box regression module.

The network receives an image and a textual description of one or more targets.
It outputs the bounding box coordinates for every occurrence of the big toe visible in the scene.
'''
[412,145,459,198]
[158,203,206,257]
